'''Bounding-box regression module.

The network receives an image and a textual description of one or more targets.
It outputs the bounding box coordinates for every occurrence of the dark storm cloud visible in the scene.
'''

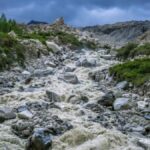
[0,0,150,26]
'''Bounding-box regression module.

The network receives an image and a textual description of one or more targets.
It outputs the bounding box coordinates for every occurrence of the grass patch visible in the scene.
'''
[0,32,25,71]
[116,42,150,60]
[109,58,150,86]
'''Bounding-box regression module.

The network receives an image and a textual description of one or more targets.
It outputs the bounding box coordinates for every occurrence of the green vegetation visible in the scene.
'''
[0,13,23,35]
[0,32,25,71]
[110,58,150,86]
[116,42,150,59]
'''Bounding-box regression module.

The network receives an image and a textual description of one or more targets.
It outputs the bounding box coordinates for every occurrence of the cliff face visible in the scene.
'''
[82,21,150,47]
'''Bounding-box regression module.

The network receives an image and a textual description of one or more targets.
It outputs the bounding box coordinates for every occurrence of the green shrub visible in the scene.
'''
[116,42,150,59]
[116,43,138,59]
[109,58,150,86]
[0,32,25,70]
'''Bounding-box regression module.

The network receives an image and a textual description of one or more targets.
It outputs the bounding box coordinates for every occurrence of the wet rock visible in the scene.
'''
[116,81,128,90]
[88,70,106,82]
[137,101,149,110]
[137,139,150,150]
[144,114,150,120]
[64,66,76,72]
[0,107,16,123]
[67,95,89,104]
[33,68,54,77]
[59,73,79,84]
[46,41,61,53]
[113,98,131,110]
[46,90,62,102]
[12,120,34,138]
[44,61,56,68]
[22,70,31,76]
[18,110,33,120]
[98,91,115,106]
[76,58,96,67]
[26,128,52,150]
[84,102,105,113]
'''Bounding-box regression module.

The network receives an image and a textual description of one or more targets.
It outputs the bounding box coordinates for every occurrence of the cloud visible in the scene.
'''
[0,0,150,26]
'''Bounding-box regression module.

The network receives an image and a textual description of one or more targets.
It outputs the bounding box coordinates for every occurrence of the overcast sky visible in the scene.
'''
[0,0,150,26]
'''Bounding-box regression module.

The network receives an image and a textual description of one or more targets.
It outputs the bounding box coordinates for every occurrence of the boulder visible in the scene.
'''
[67,95,89,104]
[89,70,106,82]
[113,98,131,110]
[11,120,34,138]
[46,41,61,53]
[76,58,96,67]
[116,81,128,90]
[46,91,62,102]
[64,66,76,72]
[18,110,33,120]
[26,128,52,150]
[98,91,115,106]
[0,107,16,123]
[33,68,54,77]
[59,73,79,84]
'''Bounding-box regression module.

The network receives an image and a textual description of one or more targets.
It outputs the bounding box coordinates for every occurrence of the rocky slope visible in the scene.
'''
[82,21,150,47]
[0,19,150,150]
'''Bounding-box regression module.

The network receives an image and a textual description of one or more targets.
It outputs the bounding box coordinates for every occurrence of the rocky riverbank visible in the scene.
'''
[0,19,150,150]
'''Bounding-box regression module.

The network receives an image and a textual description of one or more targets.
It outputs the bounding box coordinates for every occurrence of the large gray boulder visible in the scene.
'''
[113,97,131,110]
[116,81,128,90]
[98,91,115,106]
[59,73,79,84]
[46,91,62,102]
[33,68,54,77]
[0,107,16,123]
[46,41,61,53]
[26,128,52,150]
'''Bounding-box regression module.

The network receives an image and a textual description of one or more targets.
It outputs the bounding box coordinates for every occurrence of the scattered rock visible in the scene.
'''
[46,41,61,53]
[116,81,128,90]
[44,61,56,68]
[33,68,54,77]
[137,139,150,150]
[137,101,149,110]
[67,95,89,104]
[76,58,96,67]
[12,121,34,138]
[26,128,52,150]
[46,91,62,102]
[0,107,16,123]
[59,73,79,84]
[64,66,76,72]
[113,98,131,110]
[18,110,33,120]
[98,91,115,106]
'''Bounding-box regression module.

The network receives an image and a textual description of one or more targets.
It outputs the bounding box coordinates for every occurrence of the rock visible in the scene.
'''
[52,17,65,26]
[137,139,150,150]
[18,110,33,120]
[98,91,115,106]
[0,107,16,123]
[116,81,128,90]
[67,95,89,104]
[33,68,54,77]
[76,58,96,67]
[8,31,17,38]
[137,101,149,110]
[89,70,106,82]
[11,120,34,138]
[26,128,52,150]
[64,66,76,72]
[46,91,62,102]
[113,98,131,110]
[44,61,56,68]
[46,41,61,53]
[59,73,79,84]
[144,114,150,120]
[22,71,31,76]
[131,126,145,133]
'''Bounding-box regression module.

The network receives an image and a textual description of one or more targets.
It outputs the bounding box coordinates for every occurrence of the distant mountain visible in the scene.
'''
[82,20,150,47]
[27,20,48,25]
